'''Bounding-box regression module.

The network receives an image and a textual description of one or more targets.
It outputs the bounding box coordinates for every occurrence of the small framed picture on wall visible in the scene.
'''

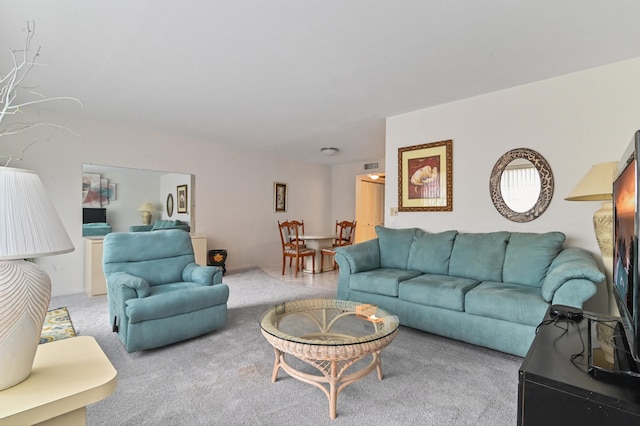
[177,184,188,213]
[274,182,287,212]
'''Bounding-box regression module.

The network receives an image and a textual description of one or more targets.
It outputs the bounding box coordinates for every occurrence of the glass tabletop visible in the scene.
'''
[260,299,399,346]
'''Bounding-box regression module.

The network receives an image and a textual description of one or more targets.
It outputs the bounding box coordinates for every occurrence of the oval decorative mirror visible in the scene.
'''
[489,148,554,222]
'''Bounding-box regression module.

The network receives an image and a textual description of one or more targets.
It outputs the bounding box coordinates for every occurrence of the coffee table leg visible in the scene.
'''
[376,351,384,380]
[271,348,282,383]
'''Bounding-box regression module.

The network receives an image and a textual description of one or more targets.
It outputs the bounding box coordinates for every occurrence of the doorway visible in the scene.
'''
[355,174,385,243]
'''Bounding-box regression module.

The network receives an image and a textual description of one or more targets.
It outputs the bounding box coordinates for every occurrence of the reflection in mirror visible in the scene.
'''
[490,148,553,223]
[499,159,541,213]
[81,164,194,234]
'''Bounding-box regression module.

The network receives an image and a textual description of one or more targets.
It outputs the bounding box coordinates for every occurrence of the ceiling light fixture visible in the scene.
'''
[368,174,380,180]
[321,147,339,157]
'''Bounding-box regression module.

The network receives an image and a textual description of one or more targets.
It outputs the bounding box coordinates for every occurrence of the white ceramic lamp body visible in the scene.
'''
[0,168,73,390]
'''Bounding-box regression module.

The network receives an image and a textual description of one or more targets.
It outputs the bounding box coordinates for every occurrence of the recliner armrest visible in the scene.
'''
[182,263,223,285]
[107,271,151,298]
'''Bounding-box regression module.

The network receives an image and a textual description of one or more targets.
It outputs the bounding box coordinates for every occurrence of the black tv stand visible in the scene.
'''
[587,317,640,387]
[518,309,640,425]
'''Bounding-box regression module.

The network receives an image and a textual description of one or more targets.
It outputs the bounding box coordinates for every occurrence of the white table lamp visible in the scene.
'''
[0,167,74,390]
[565,162,618,309]
[138,202,155,225]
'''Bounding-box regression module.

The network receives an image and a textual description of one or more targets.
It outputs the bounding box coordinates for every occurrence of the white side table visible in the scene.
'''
[0,336,117,425]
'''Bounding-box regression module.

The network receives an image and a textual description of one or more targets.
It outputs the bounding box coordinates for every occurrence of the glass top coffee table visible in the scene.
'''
[260,299,399,419]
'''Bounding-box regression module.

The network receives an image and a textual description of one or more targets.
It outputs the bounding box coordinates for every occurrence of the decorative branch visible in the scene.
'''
[0,21,83,167]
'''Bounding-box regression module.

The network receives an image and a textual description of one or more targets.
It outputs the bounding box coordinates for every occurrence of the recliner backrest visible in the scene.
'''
[103,229,195,286]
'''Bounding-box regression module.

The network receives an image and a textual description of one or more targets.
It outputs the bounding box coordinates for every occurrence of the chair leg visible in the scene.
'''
[311,254,315,274]
[282,256,286,275]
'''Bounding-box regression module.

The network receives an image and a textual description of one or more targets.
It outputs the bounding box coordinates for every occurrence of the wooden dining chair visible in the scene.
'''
[320,220,357,270]
[278,220,315,277]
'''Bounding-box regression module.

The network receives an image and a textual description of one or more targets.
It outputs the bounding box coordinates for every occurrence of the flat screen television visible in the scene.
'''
[612,130,640,364]
[83,207,107,224]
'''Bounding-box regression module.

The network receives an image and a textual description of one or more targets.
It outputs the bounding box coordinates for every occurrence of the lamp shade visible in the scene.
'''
[0,167,74,260]
[565,162,618,201]
[138,202,155,212]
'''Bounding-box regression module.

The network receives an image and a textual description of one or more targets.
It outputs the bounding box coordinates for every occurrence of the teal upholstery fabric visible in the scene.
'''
[375,226,416,269]
[335,239,380,273]
[126,283,229,323]
[129,225,153,232]
[103,229,229,352]
[502,232,566,287]
[448,232,510,282]
[541,247,604,302]
[349,268,422,297]
[335,227,604,357]
[407,229,458,274]
[152,219,191,232]
[182,263,219,285]
[107,272,151,297]
[82,222,112,236]
[398,274,479,312]
[465,282,549,327]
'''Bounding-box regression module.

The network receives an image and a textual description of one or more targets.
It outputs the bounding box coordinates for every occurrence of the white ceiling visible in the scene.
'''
[3,1,640,164]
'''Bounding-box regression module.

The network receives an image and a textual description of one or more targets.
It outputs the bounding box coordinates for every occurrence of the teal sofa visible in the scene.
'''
[334,227,605,357]
[129,219,191,233]
[103,229,228,352]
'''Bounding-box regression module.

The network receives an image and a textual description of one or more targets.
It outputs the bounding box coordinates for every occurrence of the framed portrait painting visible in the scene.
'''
[274,182,287,212]
[177,185,188,213]
[398,139,453,212]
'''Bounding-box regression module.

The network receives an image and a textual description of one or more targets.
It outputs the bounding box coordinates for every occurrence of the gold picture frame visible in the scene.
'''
[274,182,287,212]
[398,140,453,212]
[177,184,188,213]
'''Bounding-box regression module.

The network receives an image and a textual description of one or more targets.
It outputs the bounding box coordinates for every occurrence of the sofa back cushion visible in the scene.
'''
[502,232,566,287]
[376,226,417,269]
[407,229,458,274]
[448,232,510,282]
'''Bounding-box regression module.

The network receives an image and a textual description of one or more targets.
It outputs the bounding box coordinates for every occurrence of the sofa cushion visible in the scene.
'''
[465,281,549,326]
[376,226,417,269]
[407,229,458,275]
[448,232,510,282]
[541,247,605,302]
[349,268,422,297]
[399,274,479,312]
[125,282,229,323]
[502,232,566,287]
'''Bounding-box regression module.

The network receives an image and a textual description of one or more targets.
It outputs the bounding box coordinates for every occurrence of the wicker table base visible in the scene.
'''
[260,299,399,419]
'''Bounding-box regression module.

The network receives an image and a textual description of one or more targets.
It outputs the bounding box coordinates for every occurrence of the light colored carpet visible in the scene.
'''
[50,268,520,425]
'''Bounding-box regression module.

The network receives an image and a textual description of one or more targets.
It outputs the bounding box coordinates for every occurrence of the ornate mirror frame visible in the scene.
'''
[489,148,554,223]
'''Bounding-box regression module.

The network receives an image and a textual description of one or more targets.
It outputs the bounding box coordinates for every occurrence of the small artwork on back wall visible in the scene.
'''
[177,185,188,213]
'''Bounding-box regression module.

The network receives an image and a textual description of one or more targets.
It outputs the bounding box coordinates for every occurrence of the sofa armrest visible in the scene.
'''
[334,239,380,300]
[335,239,381,273]
[182,263,223,285]
[551,278,598,307]
[541,247,604,303]
[106,271,151,298]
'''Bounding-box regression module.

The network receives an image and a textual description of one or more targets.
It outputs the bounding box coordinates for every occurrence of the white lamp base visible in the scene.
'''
[0,260,51,390]
[141,211,151,225]
[593,201,614,314]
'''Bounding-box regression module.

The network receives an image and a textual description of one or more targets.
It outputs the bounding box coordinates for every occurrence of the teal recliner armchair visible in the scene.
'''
[103,229,229,352]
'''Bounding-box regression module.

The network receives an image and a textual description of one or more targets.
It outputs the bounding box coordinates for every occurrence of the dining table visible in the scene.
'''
[297,233,338,273]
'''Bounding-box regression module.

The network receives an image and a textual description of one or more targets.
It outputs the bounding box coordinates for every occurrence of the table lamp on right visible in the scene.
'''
[565,162,618,309]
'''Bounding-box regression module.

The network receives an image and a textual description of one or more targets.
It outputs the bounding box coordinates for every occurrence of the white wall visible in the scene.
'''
[385,57,640,314]
[8,111,331,296]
